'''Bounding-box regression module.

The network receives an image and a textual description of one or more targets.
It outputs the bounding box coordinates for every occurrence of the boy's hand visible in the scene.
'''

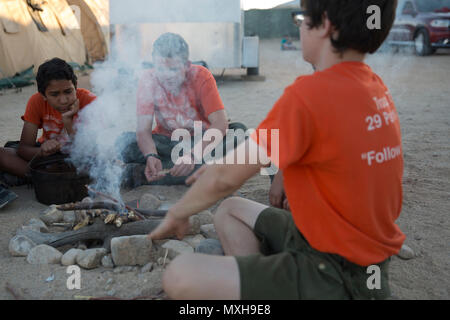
[145,156,163,182]
[40,139,61,157]
[147,210,190,241]
[269,171,285,208]
[170,154,195,177]
[61,99,80,124]
[283,198,290,211]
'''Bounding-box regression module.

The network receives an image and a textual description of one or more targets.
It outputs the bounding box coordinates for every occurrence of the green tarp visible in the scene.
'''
[0,66,34,89]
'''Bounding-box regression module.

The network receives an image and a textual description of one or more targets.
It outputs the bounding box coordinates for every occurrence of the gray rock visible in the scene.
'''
[200,224,219,240]
[39,205,64,226]
[27,245,62,264]
[101,255,115,268]
[61,248,83,266]
[110,235,153,266]
[195,239,224,256]
[197,210,214,225]
[26,218,49,233]
[141,262,154,273]
[139,194,161,210]
[187,215,201,235]
[62,211,76,224]
[9,235,37,257]
[107,289,116,296]
[397,244,415,260]
[161,240,194,259]
[157,257,171,266]
[113,266,139,274]
[182,234,206,248]
[76,248,107,269]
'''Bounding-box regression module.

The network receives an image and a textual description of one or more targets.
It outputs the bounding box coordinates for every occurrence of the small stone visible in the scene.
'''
[161,240,194,259]
[157,257,171,266]
[39,205,64,225]
[27,245,62,264]
[110,235,153,266]
[182,234,206,248]
[62,211,76,224]
[61,248,83,266]
[9,235,37,257]
[139,194,162,210]
[113,266,138,274]
[141,262,154,273]
[397,244,415,260]
[81,197,93,203]
[101,255,115,268]
[77,242,88,250]
[26,218,49,233]
[107,289,116,296]
[187,215,202,235]
[195,239,224,256]
[200,224,218,240]
[76,248,107,269]
[197,210,214,225]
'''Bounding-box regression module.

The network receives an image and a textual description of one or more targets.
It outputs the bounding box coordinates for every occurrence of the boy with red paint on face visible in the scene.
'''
[0,58,96,187]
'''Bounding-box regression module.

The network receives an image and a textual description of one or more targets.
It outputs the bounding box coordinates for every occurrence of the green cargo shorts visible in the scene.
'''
[235,207,391,300]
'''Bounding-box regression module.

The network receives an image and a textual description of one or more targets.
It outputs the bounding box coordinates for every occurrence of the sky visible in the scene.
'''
[242,0,297,10]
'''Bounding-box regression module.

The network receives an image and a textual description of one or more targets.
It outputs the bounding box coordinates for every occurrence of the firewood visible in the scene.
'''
[17,219,163,250]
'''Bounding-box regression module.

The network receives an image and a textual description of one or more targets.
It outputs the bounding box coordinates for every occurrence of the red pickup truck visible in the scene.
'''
[388,0,450,55]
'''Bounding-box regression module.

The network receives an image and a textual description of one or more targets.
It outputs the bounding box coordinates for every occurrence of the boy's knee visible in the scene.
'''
[162,254,196,299]
[215,197,243,222]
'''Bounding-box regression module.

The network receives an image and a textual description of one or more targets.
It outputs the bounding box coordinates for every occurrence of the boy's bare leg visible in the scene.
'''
[0,148,29,177]
[214,197,268,256]
[163,254,241,300]
[162,197,268,300]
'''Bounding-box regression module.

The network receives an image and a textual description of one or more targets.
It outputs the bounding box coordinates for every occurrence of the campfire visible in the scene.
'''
[55,185,167,230]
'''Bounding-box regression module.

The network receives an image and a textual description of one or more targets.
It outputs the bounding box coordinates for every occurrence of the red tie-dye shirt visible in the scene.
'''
[136,64,225,137]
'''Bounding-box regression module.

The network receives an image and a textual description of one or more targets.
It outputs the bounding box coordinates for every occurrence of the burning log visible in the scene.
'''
[57,201,123,212]
[57,201,167,218]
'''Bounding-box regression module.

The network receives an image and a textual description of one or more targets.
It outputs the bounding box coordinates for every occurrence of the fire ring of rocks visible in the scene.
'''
[9,188,222,273]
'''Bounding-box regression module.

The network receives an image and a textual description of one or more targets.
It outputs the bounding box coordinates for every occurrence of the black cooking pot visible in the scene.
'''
[28,153,91,205]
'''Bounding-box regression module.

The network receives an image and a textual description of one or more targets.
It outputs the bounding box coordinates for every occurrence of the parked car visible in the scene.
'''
[388,0,450,55]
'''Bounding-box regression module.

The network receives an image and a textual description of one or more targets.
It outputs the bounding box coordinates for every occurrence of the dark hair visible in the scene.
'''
[36,58,77,95]
[301,0,398,54]
[152,33,189,62]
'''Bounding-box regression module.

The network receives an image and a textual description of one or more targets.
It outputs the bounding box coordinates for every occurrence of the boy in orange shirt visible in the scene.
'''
[148,0,405,300]
[0,58,96,187]
[119,33,246,187]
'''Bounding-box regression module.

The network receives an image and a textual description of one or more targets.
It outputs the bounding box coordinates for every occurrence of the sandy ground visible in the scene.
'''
[0,39,449,300]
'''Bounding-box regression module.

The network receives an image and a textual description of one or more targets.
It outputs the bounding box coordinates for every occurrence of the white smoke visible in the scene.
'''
[68,24,144,202]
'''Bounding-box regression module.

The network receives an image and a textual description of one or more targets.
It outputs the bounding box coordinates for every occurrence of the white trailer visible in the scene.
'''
[109,0,260,75]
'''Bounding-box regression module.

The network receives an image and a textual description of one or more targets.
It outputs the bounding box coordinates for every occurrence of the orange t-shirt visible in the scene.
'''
[21,88,96,144]
[253,62,405,266]
[136,64,225,137]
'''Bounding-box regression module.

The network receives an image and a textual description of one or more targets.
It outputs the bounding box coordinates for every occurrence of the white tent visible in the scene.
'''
[0,0,86,79]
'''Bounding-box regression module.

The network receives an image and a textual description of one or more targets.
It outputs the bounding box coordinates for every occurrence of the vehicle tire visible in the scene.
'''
[247,67,259,76]
[414,29,434,56]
